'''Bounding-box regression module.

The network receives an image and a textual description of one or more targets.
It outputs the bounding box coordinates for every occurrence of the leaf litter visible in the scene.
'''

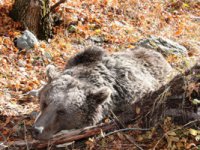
[0,0,200,149]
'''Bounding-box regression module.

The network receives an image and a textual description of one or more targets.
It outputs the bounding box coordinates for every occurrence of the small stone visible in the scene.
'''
[14,30,39,50]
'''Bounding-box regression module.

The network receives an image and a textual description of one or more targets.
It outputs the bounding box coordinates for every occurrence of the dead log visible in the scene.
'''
[133,63,200,127]
[6,122,117,149]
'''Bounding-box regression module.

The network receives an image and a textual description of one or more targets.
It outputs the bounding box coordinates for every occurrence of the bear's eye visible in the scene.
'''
[42,102,47,110]
[57,110,66,115]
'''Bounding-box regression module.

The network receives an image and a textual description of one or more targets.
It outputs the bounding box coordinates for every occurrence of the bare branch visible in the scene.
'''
[51,0,67,12]
[6,122,117,149]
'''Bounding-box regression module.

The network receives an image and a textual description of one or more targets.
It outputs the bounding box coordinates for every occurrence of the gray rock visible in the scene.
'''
[14,30,39,50]
[136,36,188,56]
[89,36,105,43]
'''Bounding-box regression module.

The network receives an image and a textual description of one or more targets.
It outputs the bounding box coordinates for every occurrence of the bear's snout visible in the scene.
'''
[32,125,44,139]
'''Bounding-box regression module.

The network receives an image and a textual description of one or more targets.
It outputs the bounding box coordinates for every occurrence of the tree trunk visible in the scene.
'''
[10,0,53,40]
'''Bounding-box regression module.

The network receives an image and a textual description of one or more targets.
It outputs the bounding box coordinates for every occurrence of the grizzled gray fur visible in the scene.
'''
[33,46,172,140]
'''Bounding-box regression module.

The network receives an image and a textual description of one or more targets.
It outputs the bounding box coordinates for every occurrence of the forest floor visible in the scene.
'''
[0,0,200,149]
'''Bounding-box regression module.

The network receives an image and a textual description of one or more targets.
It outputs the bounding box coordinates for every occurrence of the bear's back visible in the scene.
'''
[64,46,172,105]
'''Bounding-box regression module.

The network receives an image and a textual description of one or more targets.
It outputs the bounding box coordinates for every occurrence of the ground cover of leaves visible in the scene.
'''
[0,0,200,149]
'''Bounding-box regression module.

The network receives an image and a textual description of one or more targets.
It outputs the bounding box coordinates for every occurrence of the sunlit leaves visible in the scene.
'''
[0,0,199,148]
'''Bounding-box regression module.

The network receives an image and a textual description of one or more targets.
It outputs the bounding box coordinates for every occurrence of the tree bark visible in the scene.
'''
[10,0,53,40]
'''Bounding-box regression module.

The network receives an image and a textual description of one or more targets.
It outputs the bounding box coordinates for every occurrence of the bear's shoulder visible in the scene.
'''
[66,46,106,68]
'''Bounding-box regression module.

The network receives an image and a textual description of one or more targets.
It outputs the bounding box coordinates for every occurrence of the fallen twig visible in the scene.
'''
[23,121,29,150]
[6,122,117,149]
[125,134,144,150]
[97,127,151,140]
[24,85,45,97]
[97,127,151,150]
[51,0,67,12]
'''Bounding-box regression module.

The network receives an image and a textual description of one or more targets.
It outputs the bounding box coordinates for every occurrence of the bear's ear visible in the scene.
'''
[89,87,111,105]
[46,65,60,82]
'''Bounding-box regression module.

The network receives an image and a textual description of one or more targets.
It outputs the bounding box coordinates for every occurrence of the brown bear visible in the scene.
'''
[33,46,172,140]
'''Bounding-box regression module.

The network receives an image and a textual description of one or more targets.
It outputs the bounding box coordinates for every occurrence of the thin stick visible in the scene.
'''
[50,0,66,12]
[96,127,150,150]
[110,110,126,128]
[23,121,29,150]
[125,134,144,150]
[97,127,150,139]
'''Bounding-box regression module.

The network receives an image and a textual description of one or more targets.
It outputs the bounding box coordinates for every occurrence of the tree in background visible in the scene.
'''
[9,0,66,40]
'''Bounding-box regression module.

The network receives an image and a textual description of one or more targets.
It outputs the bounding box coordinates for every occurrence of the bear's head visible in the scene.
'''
[32,65,111,140]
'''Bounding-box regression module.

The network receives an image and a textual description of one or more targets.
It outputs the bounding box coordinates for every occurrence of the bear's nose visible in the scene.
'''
[32,126,44,138]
